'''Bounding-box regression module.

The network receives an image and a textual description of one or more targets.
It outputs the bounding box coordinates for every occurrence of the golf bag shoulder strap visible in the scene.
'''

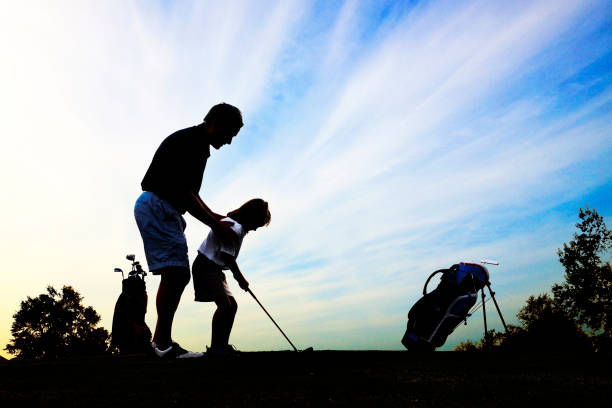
[423,269,446,295]
[423,264,461,295]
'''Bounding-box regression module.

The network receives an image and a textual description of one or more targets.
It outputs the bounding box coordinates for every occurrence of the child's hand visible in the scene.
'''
[238,276,249,291]
[228,259,248,291]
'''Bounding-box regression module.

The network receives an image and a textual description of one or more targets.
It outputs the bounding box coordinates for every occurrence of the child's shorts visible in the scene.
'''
[134,192,189,273]
[192,252,233,302]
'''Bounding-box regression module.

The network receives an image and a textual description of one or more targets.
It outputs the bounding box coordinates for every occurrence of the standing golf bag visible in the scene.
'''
[402,262,490,351]
[111,255,152,354]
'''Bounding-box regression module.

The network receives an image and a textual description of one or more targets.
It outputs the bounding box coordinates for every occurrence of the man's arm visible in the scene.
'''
[185,191,237,242]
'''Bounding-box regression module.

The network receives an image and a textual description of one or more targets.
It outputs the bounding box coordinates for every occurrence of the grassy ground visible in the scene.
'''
[1,351,610,407]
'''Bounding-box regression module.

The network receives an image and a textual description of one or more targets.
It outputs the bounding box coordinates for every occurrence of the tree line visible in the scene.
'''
[456,207,611,352]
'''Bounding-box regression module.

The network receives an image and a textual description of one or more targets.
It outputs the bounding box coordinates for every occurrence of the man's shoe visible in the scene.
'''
[154,342,204,359]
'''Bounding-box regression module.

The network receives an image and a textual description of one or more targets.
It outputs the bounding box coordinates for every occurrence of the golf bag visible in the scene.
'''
[111,256,152,354]
[402,262,489,351]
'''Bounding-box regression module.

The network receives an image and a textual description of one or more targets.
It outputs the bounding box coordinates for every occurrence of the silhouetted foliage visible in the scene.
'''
[5,285,110,359]
[456,328,518,351]
[453,339,480,352]
[456,294,590,352]
[509,294,590,351]
[553,206,611,346]
[456,207,610,352]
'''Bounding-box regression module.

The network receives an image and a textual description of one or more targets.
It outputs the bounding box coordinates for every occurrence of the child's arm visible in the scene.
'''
[218,253,249,291]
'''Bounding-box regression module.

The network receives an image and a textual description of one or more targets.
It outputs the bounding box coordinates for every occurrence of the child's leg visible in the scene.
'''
[211,295,238,349]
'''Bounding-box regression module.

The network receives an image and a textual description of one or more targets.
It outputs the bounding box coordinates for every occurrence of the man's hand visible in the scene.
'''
[214,219,238,243]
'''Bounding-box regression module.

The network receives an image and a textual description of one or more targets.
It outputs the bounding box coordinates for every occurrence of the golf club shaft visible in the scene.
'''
[247,288,298,352]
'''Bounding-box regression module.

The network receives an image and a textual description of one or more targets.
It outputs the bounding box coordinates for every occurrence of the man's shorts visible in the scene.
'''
[192,252,233,302]
[134,192,189,273]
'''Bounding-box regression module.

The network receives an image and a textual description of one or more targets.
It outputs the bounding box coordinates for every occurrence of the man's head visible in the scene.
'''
[203,103,243,149]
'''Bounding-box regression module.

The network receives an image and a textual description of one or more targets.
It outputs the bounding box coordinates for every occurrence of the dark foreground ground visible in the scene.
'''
[1,351,610,407]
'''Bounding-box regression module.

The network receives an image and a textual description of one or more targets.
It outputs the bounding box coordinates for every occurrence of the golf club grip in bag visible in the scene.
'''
[402,263,489,351]
[111,276,152,354]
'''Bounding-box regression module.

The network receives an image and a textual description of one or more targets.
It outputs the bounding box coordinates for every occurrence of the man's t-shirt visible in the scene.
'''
[141,126,210,214]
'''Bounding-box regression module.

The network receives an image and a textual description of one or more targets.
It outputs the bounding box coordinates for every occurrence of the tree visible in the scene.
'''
[511,294,591,351]
[455,295,590,352]
[553,206,612,344]
[5,285,111,359]
[455,207,610,352]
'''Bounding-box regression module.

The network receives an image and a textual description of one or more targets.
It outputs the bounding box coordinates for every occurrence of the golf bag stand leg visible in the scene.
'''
[486,283,509,333]
[481,288,488,343]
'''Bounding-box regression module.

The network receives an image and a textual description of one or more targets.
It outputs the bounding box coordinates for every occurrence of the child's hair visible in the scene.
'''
[227,198,271,230]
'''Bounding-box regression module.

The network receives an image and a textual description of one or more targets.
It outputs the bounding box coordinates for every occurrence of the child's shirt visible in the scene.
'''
[198,217,245,269]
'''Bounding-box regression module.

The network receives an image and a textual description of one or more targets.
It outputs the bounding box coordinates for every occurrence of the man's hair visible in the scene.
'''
[204,103,243,134]
[228,199,271,229]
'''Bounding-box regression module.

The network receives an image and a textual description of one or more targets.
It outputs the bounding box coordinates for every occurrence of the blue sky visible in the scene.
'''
[1,0,611,357]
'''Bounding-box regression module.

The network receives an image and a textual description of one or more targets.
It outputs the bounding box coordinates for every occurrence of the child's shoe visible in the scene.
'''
[206,344,241,357]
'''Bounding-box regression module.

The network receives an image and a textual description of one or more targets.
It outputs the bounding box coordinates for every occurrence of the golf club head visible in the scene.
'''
[114,267,125,280]
[126,254,136,262]
[301,347,314,353]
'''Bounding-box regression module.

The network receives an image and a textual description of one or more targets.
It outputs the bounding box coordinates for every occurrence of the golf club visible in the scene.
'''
[247,288,313,353]
[114,268,124,280]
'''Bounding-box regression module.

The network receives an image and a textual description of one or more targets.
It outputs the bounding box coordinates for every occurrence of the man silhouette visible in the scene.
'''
[134,103,243,358]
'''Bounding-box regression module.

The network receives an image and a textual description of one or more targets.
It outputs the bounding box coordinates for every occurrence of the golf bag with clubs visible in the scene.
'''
[111,255,152,354]
[402,262,490,351]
